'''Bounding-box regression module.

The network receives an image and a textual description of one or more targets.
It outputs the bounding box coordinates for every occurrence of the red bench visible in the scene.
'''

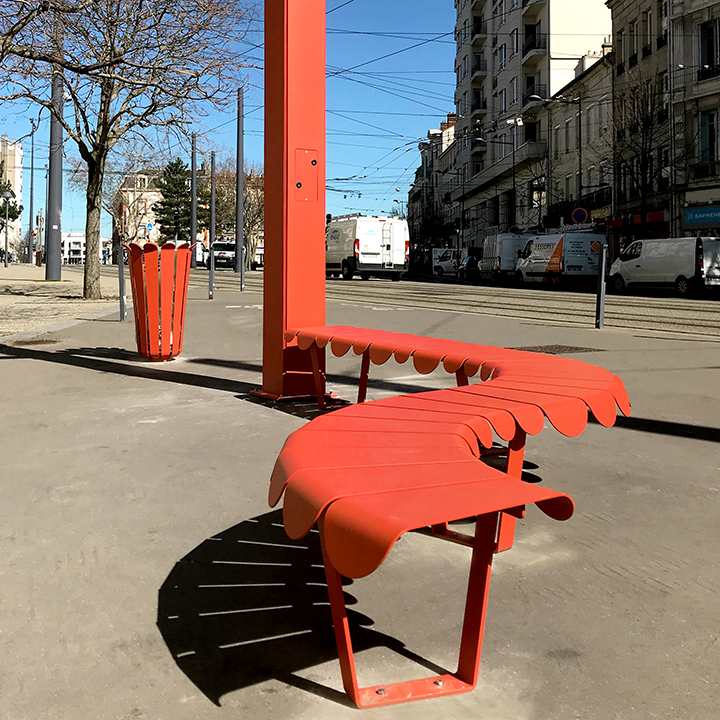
[269,326,630,708]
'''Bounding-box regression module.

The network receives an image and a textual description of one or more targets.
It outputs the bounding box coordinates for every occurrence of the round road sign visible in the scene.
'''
[572,208,588,224]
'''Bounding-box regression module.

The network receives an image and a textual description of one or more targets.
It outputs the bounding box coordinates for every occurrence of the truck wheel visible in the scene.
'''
[360,272,370,281]
[391,274,401,282]
[546,272,560,289]
[436,267,444,276]
[341,262,354,281]
[611,275,625,294]
[515,271,524,285]
[675,276,690,298]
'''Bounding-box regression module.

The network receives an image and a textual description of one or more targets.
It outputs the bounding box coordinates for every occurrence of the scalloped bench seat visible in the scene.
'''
[269,326,630,708]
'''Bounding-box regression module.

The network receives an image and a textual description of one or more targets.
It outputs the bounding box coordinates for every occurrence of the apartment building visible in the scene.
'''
[544,52,614,231]
[670,0,720,236]
[61,232,113,264]
[1,136,24,252]
[450,0,611,245]
[606,0,673,244]
[407,113,458,251]
[111,171,163,244]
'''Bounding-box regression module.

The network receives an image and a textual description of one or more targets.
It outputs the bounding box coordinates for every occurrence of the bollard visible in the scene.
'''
[595,244,608,329]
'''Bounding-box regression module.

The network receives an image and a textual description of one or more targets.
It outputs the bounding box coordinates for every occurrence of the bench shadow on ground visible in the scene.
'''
[1,344,719,441]
[157,509,448,708]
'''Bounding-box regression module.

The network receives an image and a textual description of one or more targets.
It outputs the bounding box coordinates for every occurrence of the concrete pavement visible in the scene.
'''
[0,265,718,719]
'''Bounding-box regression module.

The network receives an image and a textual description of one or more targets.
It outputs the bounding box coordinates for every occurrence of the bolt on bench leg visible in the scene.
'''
[319,513,499,709]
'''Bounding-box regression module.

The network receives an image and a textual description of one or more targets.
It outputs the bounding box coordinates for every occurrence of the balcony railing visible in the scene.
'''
[522,34,547,56]
[472,56,488,74]
[471,97,488,112]
[691,161,718,179]
[522,84,546,106]
[656,33,667,50]
[642,43,652,59]
[698,64,720,81]
[616,61,625,76]
[473,19,487,38]
[628,52,638,68]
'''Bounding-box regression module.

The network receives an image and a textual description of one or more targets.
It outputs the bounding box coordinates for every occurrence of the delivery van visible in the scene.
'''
[326,215,408,281]
[516,232,607,285]
[479,232,531,283]
[432,247,462,276]
[609,236,720,297]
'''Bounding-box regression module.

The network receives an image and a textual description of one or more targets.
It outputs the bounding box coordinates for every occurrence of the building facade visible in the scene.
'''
[61,232,113,264]
[112,171,164,245]
[1,135,24,254]
[669,0,720,237]
[449,0,611,246]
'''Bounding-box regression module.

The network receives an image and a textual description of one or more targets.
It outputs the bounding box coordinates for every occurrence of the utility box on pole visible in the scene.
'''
[261,0,327,399]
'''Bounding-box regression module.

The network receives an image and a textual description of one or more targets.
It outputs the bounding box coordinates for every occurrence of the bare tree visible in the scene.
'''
[199,155,264,268]
[0,0,257,298]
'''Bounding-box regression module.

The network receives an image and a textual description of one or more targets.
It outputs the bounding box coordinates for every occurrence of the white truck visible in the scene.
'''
[479,232,531,283]
[516,232,607,285]
[326,215,409,281]
[609,236,720,297]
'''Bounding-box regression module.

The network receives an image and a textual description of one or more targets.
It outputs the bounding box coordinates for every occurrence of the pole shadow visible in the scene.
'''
[156,510,448,708]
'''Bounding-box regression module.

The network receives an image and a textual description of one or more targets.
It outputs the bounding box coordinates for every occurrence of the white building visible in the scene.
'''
[61,232,113,264]
[1,135,24,253]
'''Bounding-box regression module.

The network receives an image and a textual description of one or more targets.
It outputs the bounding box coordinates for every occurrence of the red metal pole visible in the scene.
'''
[262,0,327,399]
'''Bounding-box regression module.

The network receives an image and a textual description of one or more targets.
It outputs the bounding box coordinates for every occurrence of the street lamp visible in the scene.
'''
[393,198,405,217]
[2,189,15,268]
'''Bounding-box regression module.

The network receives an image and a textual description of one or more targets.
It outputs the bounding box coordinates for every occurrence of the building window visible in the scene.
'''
[700,20,720,79]
[510,77,517,106]
[510,29,518,56]
[498,133,507,159]
[498,44,506,69]
[616,30,624,62]
[565,174,573,201]
[554,124,560,158]
[700,111,718,163]
[499,88,507,113]
[564,118,572,153]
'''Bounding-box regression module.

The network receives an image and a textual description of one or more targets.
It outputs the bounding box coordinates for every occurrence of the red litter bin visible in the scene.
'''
[123,242,194,361]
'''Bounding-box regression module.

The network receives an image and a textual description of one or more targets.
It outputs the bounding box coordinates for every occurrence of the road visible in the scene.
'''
[101,266,720,339]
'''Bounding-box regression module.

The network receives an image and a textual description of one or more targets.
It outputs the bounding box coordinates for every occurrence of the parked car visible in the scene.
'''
[212,241,236,268]
[432,248,460,276]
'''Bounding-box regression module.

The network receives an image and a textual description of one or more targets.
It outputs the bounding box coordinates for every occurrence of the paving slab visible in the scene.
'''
[0,273,718,720]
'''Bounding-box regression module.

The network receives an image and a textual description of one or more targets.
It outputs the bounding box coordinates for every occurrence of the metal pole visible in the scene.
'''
[190,132,197,269]
[28,121,36,263]
[4,201,8,268]
[209,151,215,299]
[236,87,245,289]
[118,243,126,321]
[595,244,608,329]
[512,136,516,228]
[46,11,63,280]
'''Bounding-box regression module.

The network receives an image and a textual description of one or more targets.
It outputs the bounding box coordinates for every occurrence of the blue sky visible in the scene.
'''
[1,0,458,237]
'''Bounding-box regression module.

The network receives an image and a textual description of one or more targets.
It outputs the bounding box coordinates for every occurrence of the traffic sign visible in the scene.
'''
[572,208,588,224]
[147,222,153,232]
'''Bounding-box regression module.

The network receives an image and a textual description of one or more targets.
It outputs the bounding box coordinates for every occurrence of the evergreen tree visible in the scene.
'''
[152,158,192,245]
[0,160,22,235]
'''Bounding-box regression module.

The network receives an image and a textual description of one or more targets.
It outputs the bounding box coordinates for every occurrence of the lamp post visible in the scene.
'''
[2,190,15,268]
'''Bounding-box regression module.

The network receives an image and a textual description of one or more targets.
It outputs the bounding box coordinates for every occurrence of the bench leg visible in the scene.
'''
[357,350,371,404]
[319,513,499,708]
[455,368,469,386]
[495,430,527,553]
[309,343,326,410]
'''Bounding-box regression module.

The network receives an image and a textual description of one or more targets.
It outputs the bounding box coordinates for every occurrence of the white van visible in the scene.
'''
[609,236,720,297]
[326,215,409,281]
[516,232,607,285]
[432,247,462,276]
[479,232,531,283]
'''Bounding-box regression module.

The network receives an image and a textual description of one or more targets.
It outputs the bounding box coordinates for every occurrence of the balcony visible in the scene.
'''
[471,138,488,154]
[522,84,546,108]
[628,52,638,68]
[581,186,612,209]
[658,105,669,123]
[691,161,718,180]
[472,19,488,46]
[642,43,652,59]
[616,61,625,76]
[471,0,487,10]
[656,33,667,50]
[698,64,720,82]
[522,0,546,21]
[471,56,488,78]
[471,97,488,116]
[522,34,547,58]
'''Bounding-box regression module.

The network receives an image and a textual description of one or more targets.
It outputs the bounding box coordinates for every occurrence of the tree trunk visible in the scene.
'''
[83,155,106,299]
